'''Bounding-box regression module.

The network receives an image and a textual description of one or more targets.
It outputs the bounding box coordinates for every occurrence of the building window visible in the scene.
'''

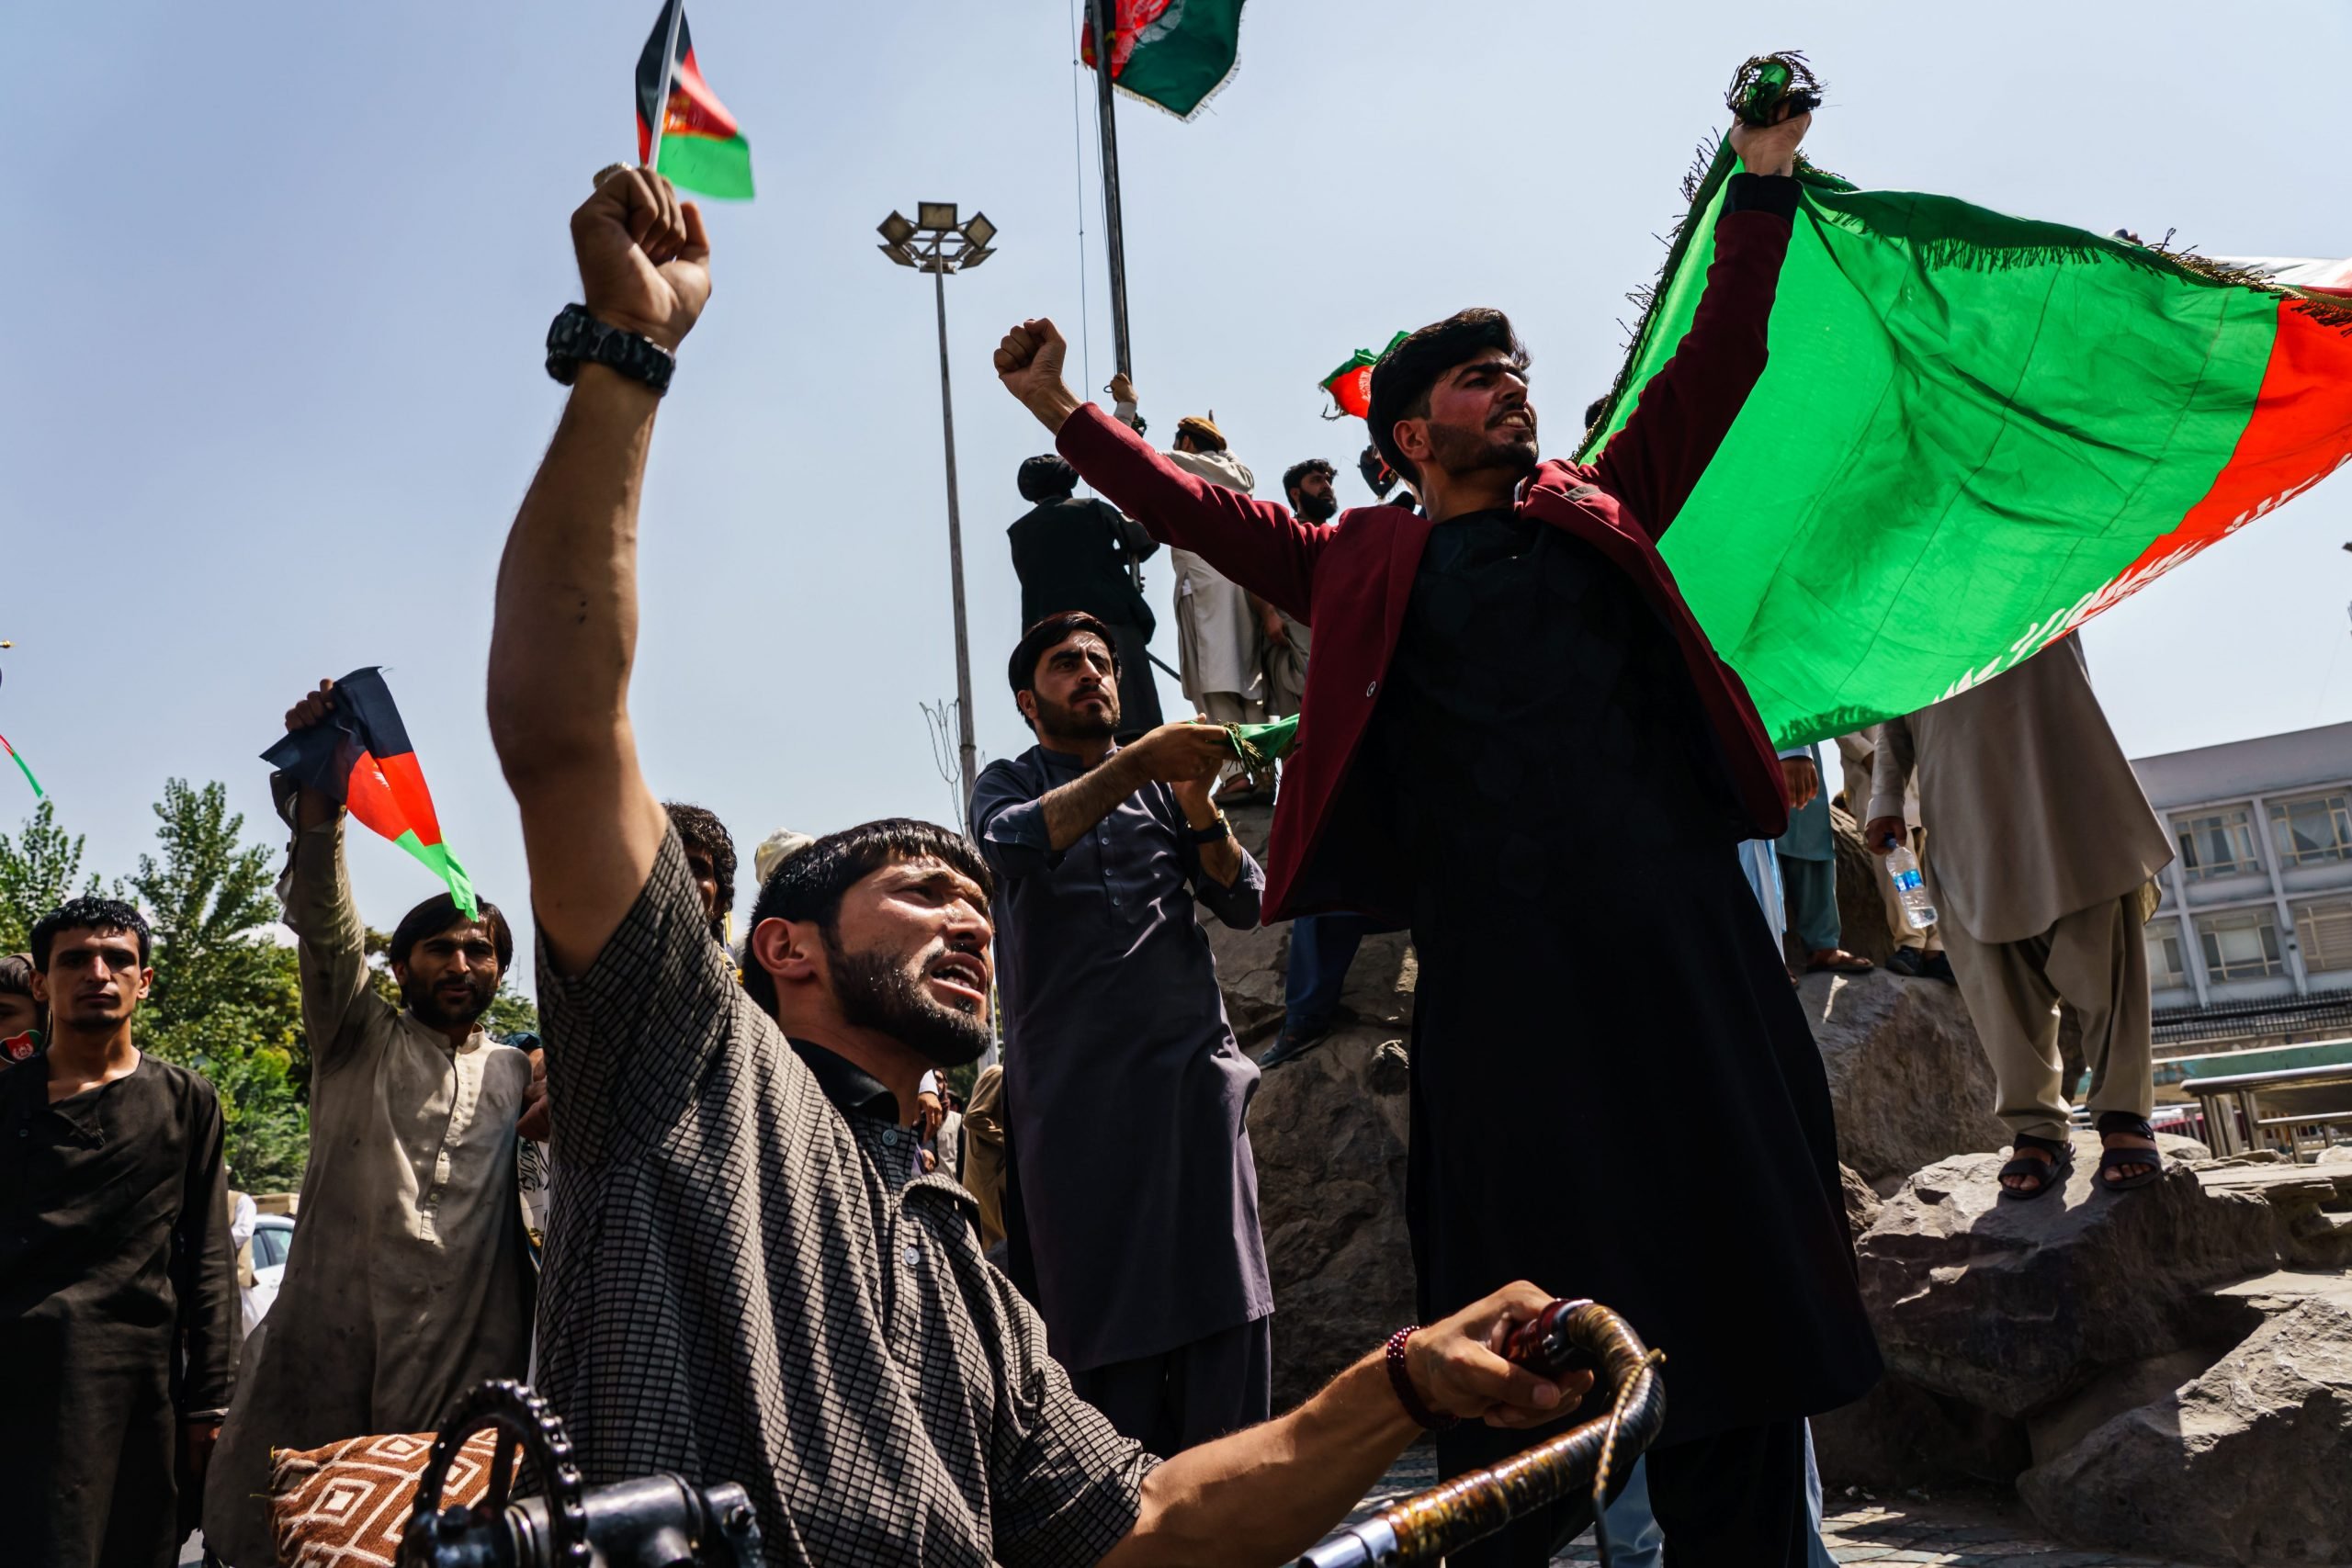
[2145,925,2189,988]
[2175,807,2265,880]
[2269,792,2352,867]
[2198,908,2286,981]
[2297,899,2352,976]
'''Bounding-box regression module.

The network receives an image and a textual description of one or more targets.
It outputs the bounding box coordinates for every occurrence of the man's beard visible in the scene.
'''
[1296,489,1339,523]
[1426,413,1539,483]
[826,935,990,1068]
[404,970,496,1031]
[1033,687,1118,742]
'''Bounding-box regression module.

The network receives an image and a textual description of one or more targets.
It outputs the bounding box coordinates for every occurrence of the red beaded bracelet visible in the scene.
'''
[1384,1325,1458,1431]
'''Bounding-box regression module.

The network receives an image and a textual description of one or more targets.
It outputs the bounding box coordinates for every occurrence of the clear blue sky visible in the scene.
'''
[5,0,2348,979]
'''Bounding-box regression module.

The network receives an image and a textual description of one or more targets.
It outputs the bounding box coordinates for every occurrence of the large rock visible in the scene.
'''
[1856,1142,2339,1421]
[2018,1270,2352,1565]
[1208,802,1418,1411]
[1801,967,2009,1190]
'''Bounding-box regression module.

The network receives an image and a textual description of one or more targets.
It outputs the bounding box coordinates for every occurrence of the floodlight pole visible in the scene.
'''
[928,233,979,830]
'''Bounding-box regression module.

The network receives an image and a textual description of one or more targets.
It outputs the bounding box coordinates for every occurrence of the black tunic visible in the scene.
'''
[1007,495,1166,736]
[0,1052,238,1568]
[1365,509,1879,1447]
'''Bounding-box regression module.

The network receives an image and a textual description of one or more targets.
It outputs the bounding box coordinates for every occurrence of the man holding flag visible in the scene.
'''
[997,95,1877,1563]
[203,680,536,1566]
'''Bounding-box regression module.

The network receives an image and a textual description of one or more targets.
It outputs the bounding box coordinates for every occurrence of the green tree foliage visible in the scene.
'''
[0,798,105,953]
[128,781,311,1191]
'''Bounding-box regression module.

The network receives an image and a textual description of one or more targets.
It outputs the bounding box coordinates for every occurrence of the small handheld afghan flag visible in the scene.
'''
[1081,0,1247,121]
[636,0,754,200]
[0,733,41,799]
[1319,333,1408,421]
[261,668,479,919]
[1225,714,1299,773]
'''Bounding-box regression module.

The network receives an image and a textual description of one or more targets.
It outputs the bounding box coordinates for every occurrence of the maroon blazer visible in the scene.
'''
[1057,205,1795,923]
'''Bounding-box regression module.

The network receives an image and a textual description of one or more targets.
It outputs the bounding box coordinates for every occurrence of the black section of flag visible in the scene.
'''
[635,0,694,131]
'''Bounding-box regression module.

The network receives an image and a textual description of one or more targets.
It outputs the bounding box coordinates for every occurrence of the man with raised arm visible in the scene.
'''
[207,680,535,1566]
[995,101,1878,1563]
[488,164,1592,1568]
[972,611,1271,1454]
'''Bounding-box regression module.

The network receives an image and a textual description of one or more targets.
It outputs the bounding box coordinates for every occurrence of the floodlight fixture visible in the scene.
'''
[878,210,918,246]
[917,201,958,231]
[961,211,997,250]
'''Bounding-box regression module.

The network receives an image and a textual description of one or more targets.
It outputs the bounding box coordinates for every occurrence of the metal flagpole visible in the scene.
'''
[1087,0,1134,382]
[647,0,686,170]
[1086,0,1148,598]
[932,238,980,828]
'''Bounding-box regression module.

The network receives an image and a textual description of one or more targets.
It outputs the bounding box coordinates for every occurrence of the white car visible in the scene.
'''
[243,1213,295,1337]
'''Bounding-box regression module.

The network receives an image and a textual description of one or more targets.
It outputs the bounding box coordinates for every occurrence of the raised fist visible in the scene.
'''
[1728,100,1810,178]
[570,165,712,354]
[996,318,1086,433]
[284,679,336,733]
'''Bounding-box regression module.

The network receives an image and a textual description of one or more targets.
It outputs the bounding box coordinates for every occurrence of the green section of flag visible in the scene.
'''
[1227,714,1299,769]
[393,829,481,920]
[1114,0,1246,119]
[656,130,754,201]
[1584,144,2278,745]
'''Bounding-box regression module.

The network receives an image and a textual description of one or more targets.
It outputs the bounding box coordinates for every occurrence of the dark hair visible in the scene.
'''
[30,897,152,971]
[664,801,738,935]
[1018,454,1078,503]
[1282,457,1337,503]
[1366,309,1530,483]
[390,894,514,973]
[1007,611,1119,708]
[1583,395,1610,431]
[741,819,993,1015]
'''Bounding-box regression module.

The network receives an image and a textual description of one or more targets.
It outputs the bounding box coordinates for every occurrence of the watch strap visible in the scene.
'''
[545,303,676,395]
[1185,811,1231,845]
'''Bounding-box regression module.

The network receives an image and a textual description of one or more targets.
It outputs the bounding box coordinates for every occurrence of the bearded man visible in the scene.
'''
[204,680,535,1565]
[971,612,1271,1454]
[997,100,1879,1565]
[486,165,1585,1568]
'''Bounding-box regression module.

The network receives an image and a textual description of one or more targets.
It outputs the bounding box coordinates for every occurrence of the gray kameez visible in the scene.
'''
[204,815,533,1564]
[970,743,1272,1375]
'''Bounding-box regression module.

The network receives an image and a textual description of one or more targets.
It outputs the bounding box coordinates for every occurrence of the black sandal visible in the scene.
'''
[1996,1133,2074,1201]
[2095,1112,2165,1192]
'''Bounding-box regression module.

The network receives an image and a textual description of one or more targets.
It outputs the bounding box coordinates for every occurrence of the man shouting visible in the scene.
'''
[996,101,1877,1564]
[485,162,1593,1568]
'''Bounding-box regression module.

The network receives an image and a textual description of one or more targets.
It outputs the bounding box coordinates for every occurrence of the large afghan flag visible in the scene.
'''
[1082,0,1247,120]
[636,0,753,201]
[261,668,479,918]
[1584,143,2352,747]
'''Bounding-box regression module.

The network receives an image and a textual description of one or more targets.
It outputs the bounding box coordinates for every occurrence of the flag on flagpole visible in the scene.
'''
[636,0,754,200]
[1584,142,2352,747]
[1081,0,1247,121]
[261,668,480,918]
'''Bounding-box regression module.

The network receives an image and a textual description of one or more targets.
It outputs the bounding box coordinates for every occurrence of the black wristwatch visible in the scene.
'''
[545,304,676,395]
[1185,811,1231,846]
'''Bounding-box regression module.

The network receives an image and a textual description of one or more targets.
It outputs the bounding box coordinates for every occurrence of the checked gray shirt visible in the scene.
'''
[536,831,1155,1565]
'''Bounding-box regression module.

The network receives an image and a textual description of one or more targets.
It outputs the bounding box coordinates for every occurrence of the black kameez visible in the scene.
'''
[0,1054,239,1568]
[1363,512,1880,1450]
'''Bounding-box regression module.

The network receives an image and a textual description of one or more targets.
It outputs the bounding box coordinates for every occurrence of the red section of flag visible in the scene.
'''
[345,749,445,851]
[2099,299,2352,601]
[638,48,741,162]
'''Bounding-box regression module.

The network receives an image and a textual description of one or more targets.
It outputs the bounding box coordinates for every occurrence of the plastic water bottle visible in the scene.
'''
[1885,841,1939,931]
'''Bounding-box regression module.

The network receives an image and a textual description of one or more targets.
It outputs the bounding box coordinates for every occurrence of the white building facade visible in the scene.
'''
[2133,721,2352,1054]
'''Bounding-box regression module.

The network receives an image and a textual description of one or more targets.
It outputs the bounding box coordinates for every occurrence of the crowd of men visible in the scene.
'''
[1,94,2183,1568]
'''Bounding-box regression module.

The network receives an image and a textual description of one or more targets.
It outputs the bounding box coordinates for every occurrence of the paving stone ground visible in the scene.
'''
[1344,1450,2218,1567]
